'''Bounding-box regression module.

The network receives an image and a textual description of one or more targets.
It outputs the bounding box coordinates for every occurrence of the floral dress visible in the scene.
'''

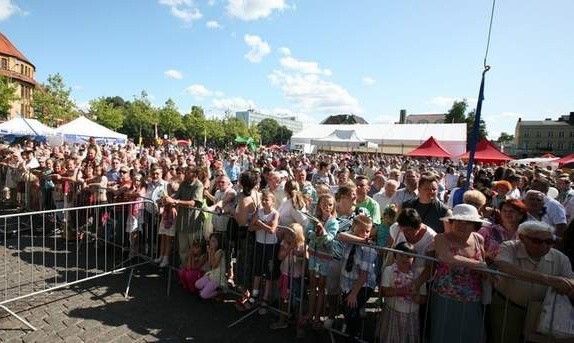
[430,232,485,343]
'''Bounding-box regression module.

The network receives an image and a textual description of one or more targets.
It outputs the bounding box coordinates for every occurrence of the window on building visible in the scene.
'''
[548,131,553,138]
[1,58,7,69]
[524,143,528,149]
[536,131,541,138]
[559,131,565,138]
[535,142,541,149]
[558,142,565,150]
[570,131,574,138]
[523,130,529,138]
[571,142,574,151]
[547,142,553,150]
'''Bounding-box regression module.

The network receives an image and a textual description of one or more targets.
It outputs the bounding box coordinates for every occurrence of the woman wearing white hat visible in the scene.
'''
[430,204,489,343]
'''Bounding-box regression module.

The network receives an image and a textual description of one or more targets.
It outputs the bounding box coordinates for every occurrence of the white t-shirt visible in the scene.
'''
[256,208,278,244]
[278,199,309,228]
[389,223,436,270]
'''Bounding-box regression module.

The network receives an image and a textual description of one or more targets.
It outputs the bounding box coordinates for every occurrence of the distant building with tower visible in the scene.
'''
[235,109,304,133]
[397,109,446,124]
[0,32,36,119]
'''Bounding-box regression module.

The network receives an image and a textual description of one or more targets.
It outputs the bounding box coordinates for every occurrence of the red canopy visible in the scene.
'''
[406,136,452,159]
[459,138,513,164]
[557,153,574,167]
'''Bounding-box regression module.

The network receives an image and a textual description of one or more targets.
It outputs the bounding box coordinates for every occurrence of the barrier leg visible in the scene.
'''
[0,304,37,331]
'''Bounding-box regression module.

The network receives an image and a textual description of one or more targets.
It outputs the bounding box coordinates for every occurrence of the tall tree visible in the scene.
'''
[123,91,157,141]
[276,125,293,145]
[257,118,280,145]
[465,110,488,143]
[445,100,468,123]
[0,76,19,119]
[497,132,515,145]
[32,73,77,126]
[158,98,183,138]
[182,106,207,145]
[89,97,124,130]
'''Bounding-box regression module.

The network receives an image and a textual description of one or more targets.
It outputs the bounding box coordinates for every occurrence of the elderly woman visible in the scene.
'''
[431,204,489,343]
[478,199,527,260]
[491,221,574,343]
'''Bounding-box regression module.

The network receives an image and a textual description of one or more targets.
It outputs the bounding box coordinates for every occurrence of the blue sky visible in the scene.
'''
[1,0,573,139]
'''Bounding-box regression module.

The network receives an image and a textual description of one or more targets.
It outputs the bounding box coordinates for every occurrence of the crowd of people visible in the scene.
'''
[1,137,574,342]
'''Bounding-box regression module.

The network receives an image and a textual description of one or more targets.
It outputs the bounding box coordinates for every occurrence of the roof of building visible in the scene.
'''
[517,120,570,126]
[320,114,368,124]
[0,32,34,67]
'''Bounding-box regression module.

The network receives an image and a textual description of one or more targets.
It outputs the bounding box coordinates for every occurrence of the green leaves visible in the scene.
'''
[32,73,77,126]
[90,97,124,130]
[0,76,19,119]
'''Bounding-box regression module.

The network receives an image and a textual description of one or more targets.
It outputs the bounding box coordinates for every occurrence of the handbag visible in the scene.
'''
[537,288,574,339]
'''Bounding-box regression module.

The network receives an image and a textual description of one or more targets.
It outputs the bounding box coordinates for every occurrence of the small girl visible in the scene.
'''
[375,204,398,280]
[246,190,279,313]
[377,242,426,343]
[179,239,208,294]
[270,223,307,330]
[155,182,178,267]
[195,233,226,299]
[305,194,339,328]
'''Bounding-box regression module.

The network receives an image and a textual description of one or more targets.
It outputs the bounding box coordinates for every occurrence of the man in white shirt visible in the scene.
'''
[374,179,398,213]
[390,169,419,207]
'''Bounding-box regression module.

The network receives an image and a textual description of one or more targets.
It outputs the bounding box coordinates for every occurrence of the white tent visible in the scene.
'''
[0,117,55,137]
[55,116,127,145]
[310,129,378,151]
[291,123,467,155]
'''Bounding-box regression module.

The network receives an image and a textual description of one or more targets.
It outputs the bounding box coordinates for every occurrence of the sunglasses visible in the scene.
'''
[524,236,555,245]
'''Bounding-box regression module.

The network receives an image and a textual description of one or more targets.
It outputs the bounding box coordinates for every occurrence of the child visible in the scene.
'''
[155,182,178,267]
[179,239,208,294]
[270,223,307,330]
[377,242,426,343]
[246,190,279,314]
[375,204,398,280]
[337,214,378,340]
[305,194,339,329]
[195,233,226,299]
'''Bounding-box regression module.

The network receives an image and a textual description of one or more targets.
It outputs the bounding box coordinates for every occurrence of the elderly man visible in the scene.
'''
[373,179,398,213]
[529,178,568,237]
[165,166,204,264]
[524,188,567,237]
[211,175,237,233]
[390,169,419,207]
[493,221,574,343]
[556,174,574,224]
[145,167,167,249]
[368,173,385,197]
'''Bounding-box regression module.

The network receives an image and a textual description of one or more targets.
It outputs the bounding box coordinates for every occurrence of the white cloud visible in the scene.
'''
[164,69,183,79]
[214,90,225,97]
[362,76,375,86]
[185,84,213,99]
[208,0,217,5]
[279,56,332,76]
[159,0,202,23]
[76,100,90,112]
[268,70,362,115]
[226,0,286,21]
[206,20,221,29]
[278,47,291,56]
[244,34,270,63]
[0,0,26,21]
[212,96,256,111]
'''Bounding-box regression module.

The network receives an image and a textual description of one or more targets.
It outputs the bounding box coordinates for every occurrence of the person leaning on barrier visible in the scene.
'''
[336,214,378,340]
[491,220,574,343]
[164,166,204,265]
[430,204,490,343]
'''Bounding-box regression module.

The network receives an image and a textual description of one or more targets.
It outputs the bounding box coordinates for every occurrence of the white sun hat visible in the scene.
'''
[440,204,490,226]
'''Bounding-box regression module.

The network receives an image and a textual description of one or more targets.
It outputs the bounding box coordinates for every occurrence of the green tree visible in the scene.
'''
[89,97,124,130]
[123,91,157,140]
[276,125,293,145]
[182,106,207,145]
[158,98,183,138]
[32,73,77,126]
[0,76,19,119]
[445,100,468,123]
[257,118,280,145]
[465,110,488,143]
[497,132,515,145]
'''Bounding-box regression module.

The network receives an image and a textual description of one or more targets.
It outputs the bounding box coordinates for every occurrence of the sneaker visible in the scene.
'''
[159,256,169,268]
[269,321,288,330]
[323,318,334,329]
[153,256,163,264]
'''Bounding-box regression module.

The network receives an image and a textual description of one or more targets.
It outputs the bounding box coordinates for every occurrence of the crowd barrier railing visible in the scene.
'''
[0,199,159,331]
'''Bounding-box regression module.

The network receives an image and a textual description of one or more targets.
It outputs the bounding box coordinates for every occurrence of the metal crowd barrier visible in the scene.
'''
[0,199,158,331]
